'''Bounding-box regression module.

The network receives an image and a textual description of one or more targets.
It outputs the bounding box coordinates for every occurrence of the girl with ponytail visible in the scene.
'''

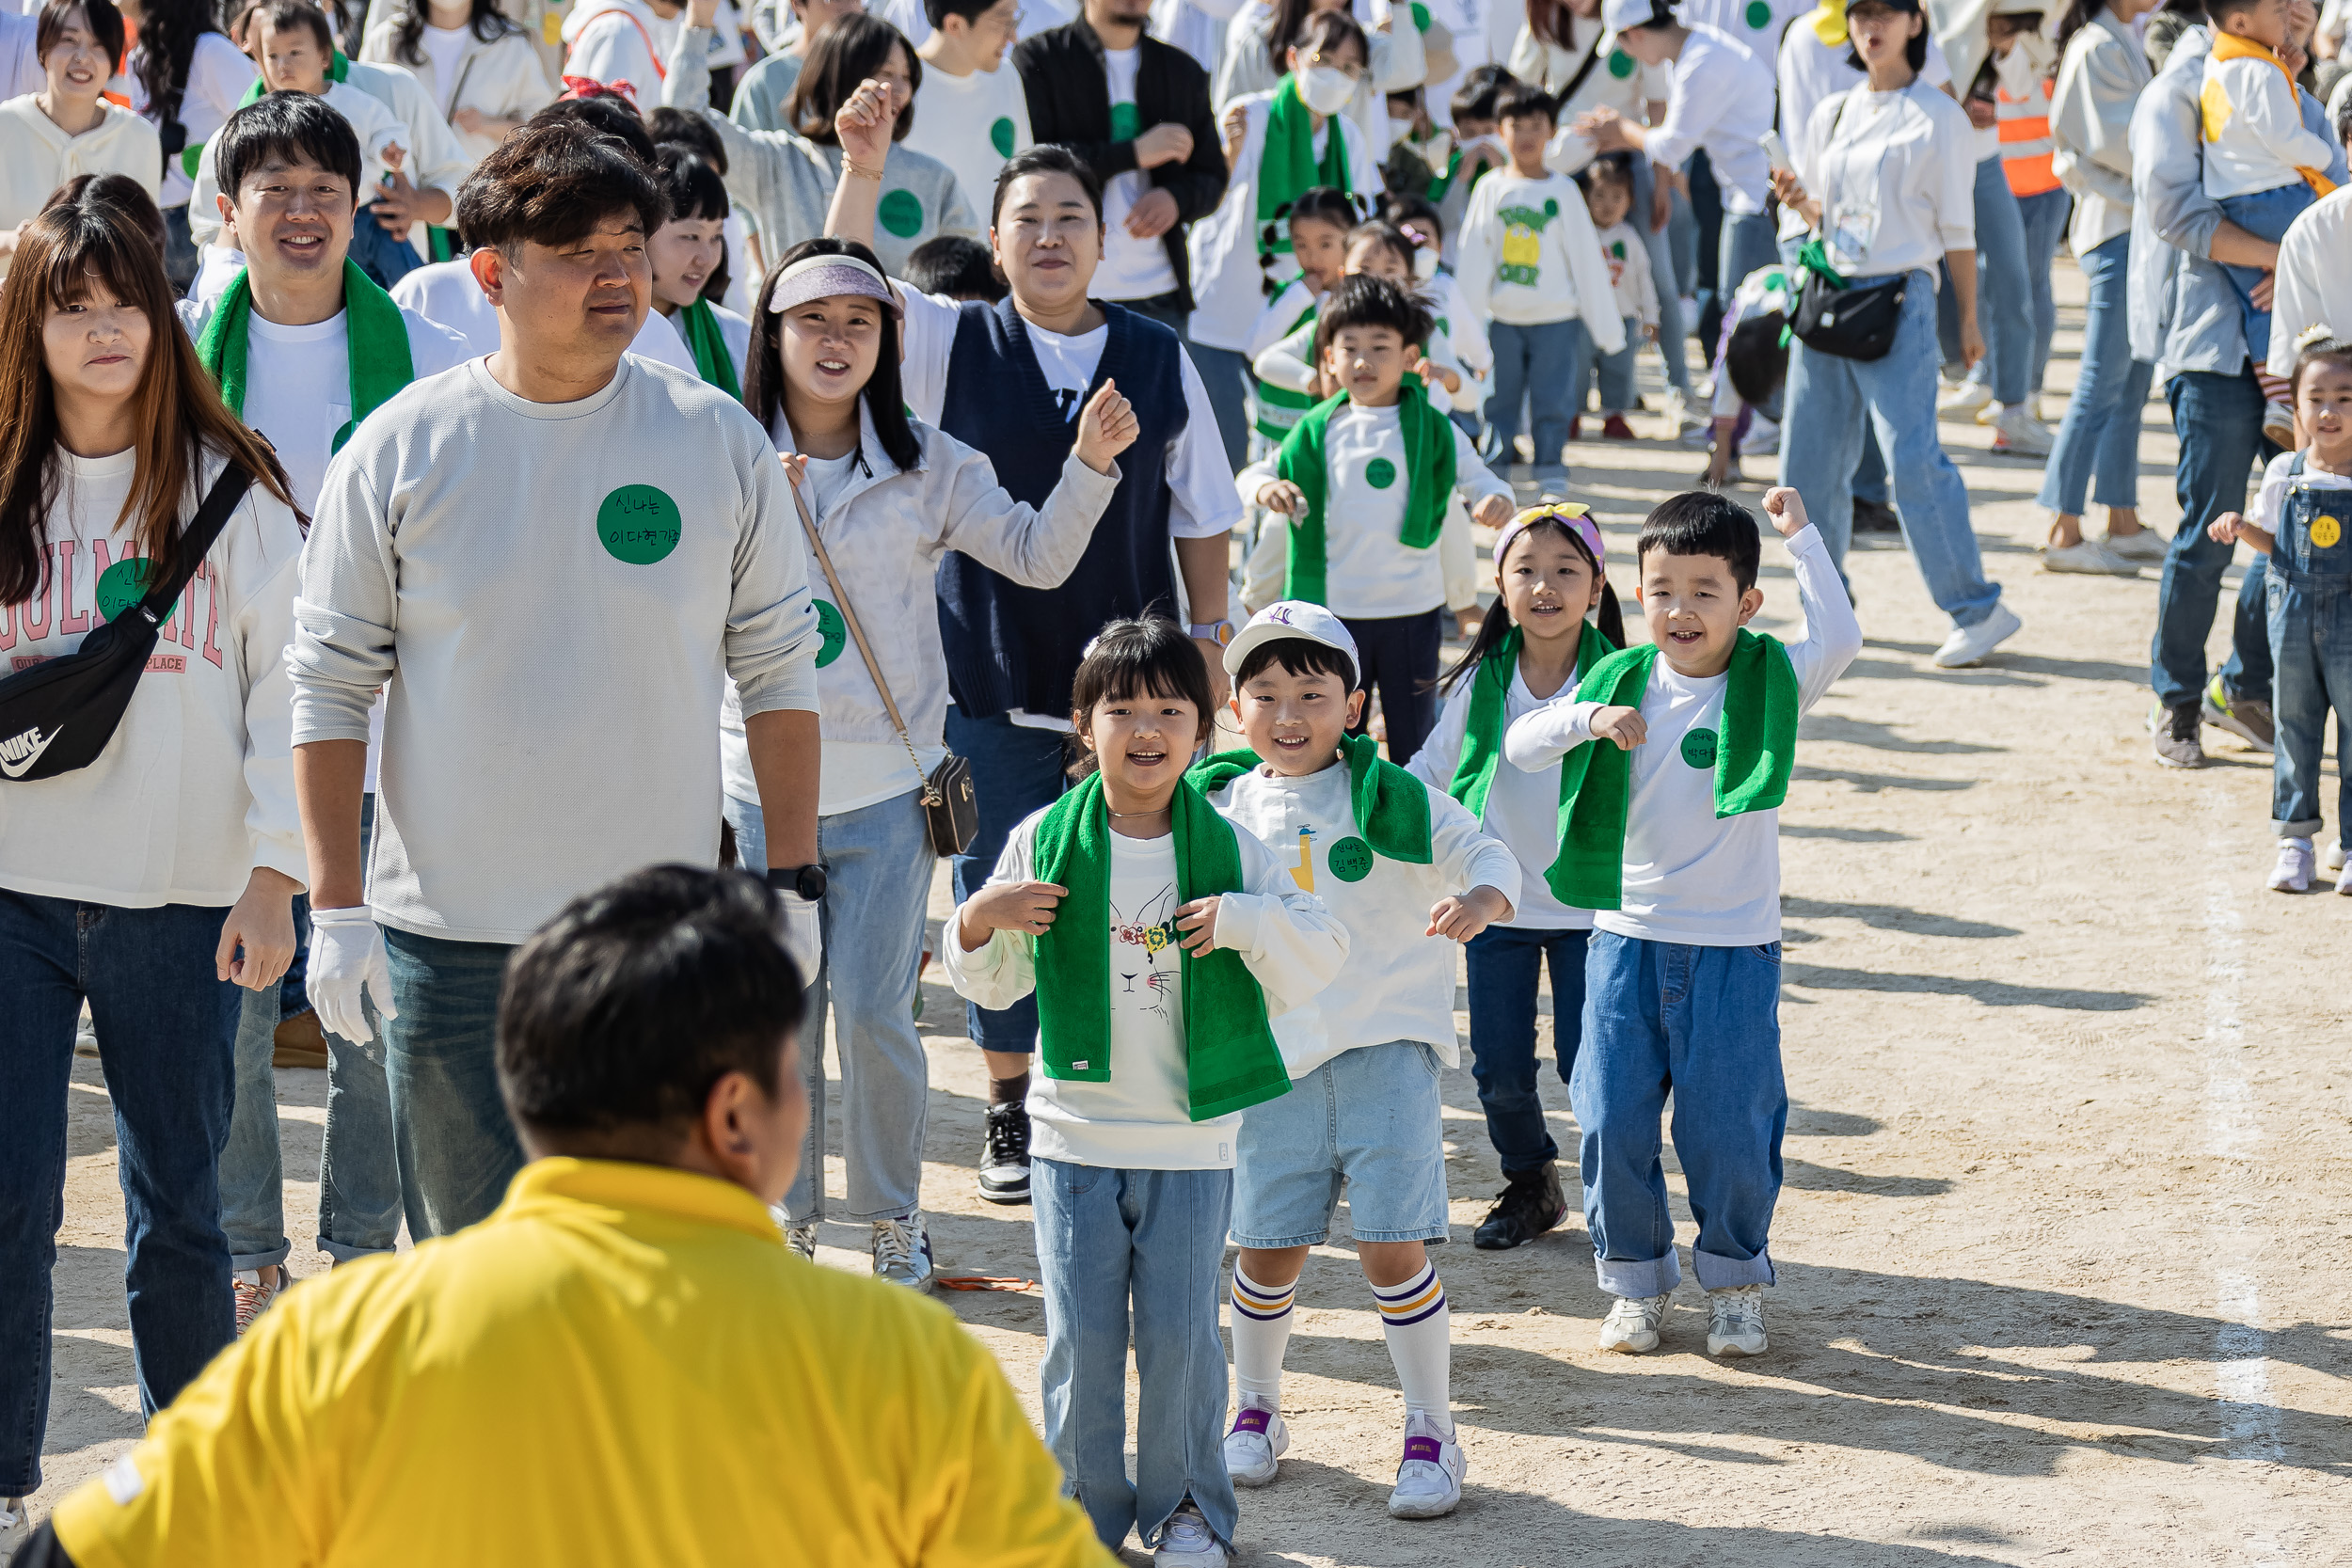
[1406,502,1621,1253]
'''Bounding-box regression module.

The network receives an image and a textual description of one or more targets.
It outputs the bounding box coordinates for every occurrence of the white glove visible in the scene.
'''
[779,891,822,983]
[309,905,398,1046]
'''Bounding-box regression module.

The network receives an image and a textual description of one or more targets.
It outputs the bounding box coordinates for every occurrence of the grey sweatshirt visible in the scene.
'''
[290,355,821,943]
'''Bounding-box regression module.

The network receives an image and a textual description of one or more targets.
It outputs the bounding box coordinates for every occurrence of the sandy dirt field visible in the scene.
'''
[16,261,2351,1565]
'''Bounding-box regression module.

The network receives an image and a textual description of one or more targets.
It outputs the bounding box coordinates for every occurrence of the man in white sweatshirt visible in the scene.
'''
[290,119,825,1239]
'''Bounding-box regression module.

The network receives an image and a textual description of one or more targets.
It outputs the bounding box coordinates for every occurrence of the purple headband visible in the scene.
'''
[764,254,903,319]
[1493,503,1605,578]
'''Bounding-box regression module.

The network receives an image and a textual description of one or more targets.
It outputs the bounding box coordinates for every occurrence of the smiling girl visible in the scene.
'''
[943,615,1346,1568]
[650,144,751,396]
[0,0,164,275]
[723,234,1137,1291]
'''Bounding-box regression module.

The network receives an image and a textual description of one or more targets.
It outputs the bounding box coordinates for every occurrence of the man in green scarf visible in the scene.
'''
[1502,487,1860,1365]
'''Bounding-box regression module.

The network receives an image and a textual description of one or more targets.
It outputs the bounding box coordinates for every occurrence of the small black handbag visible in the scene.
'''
[1790,255,1909,363]
[0,463,253,783]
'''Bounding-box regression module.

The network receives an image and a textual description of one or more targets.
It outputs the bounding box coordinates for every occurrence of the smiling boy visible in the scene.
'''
[1187,602,1518,1522]
[1502,487,1860,1357]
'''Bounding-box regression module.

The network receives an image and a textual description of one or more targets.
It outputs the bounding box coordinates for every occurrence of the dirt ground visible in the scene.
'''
[18,261,2352,1565]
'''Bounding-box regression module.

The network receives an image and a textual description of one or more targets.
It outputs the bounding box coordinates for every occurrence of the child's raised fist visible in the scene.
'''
[1590,705,1646,751]
[1760,486,1810,539]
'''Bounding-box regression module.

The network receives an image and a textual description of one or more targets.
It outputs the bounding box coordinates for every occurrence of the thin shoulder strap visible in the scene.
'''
[138,462,254,622]
[786,475,939,797]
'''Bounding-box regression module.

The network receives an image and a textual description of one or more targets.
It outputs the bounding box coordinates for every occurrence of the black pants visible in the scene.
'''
[1342,608,1444,765]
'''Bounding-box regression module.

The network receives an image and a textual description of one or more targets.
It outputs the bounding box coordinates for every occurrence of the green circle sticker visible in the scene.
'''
[1680,728,1720,769]
[877,188,926,239]
[596,484,682,564]
[1607,46,1634,77]
[813,598,847,667]
[1109,101,1140,143]
[1365,456,1397,489]
[1744,0,1772,24]
[94,557,171,630]
[1327,836,1375,882]
[991,115,1016,157]
[1409,1,1430,28]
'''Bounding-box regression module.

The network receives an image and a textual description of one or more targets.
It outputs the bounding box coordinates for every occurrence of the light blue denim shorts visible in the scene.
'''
[1231,1039,1450,1248]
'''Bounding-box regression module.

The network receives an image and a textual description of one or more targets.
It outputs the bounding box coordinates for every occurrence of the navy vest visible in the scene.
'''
[936,297,1188,721]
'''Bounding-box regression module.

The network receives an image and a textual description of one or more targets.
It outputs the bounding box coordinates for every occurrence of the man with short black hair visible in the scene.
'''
[290,119,825,1241]
[23,866,1117,1568]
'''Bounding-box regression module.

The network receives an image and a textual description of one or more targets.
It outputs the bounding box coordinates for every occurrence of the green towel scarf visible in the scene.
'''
[1187,732,1433,865]
[1255,75,1352,266]
[1274,376,1454,605]
[1029,773,1293,1121]
[194,261,417,454]
[675,298,742,400]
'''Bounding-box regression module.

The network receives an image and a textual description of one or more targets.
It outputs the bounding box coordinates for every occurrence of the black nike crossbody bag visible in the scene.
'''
[0,462,255,783]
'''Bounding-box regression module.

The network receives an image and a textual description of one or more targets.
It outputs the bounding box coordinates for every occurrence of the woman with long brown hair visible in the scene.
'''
[0,184,305,1522]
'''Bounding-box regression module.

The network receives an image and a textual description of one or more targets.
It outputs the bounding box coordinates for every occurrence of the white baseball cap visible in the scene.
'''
[1600,0,1668,33]
[1223,601,1361,680]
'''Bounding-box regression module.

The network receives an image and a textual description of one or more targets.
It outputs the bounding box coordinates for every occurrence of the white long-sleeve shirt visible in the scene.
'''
[1199,756,1519,1071]
[1500,525,1862,945]
[1643,22,1775,215]
[2265,185,2352,380]
[0,449,306,907]
[1794,80,1979,281]
[289,356,820,943]
[942,806,1349,1168]
[1454,166,1628,345]
[2199,45,2338,200]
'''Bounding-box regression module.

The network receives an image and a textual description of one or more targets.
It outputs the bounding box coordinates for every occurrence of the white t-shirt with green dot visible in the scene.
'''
[903,60,1034,238]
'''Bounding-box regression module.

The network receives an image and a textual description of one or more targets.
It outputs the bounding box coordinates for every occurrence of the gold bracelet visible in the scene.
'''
[843,159,885,182]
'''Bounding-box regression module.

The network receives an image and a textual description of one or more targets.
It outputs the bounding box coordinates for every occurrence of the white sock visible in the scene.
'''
[1374,1264,1452,1436]
[1229,1265,1295,1413]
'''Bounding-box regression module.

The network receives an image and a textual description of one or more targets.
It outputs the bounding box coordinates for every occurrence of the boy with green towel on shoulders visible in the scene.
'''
[1502,487,1860,1360]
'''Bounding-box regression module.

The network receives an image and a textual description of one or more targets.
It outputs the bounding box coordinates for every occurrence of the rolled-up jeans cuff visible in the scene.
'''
[314,1235,396,1264]
[1692,1246,1776,1291]
[2275,819,2324,840]
[1596,1250,1682,1299]
[230,1240,292,1273]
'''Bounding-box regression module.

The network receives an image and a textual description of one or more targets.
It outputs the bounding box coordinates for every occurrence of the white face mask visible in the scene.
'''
[1412,242,1439,280]
[1298,65,1357,116]
[1388,112,1419,147]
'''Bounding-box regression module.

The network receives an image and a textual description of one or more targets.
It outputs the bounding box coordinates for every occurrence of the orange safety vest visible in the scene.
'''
[1995,75,2059,198]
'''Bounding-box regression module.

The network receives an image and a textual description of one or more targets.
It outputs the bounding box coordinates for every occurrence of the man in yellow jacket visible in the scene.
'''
[19,865,1114,1568]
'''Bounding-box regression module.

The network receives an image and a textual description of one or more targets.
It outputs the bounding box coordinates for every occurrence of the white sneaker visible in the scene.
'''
[1660,386,1697,434]
[871,1212,935,1291]
[1932,603,2022,669]
[1989,404,2055,456]
[2040,539,2138,577]
[1739,414,1780,456]
[1938,378,1994,419]
[2329,841,2348,872]
[1223,1403,1289,1487]
[2268,837,2315,893]
[1153,1498,1230,1567]
[1,1497,24,1530]
[2103,527,2170,563]
[1706,1284,1769,1356]
[1597,1291,1672,1353]
[1387,1411,1467,1519]
[787,1222,818,1261]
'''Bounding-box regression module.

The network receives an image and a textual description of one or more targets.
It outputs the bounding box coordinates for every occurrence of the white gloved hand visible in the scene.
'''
[309,905,398,1046]
[778,891,823,983]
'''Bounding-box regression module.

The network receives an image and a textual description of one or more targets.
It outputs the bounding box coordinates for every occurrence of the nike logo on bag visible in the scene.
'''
[0,723,60,777]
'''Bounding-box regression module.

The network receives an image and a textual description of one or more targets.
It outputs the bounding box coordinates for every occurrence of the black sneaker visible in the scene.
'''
[1852,498,1902,534]
[1472,1164,1566,1250]
[977,1101,1032,1205]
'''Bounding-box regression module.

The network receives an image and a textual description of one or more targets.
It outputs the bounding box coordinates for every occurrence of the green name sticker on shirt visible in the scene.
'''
[94,557,172,631]
[991,115,1017,156]
[877,188,926,238]
[813,598,848,667]
[1744,0,1772,24]
[1109,101,1140,143]
[1607,46,1634,77]
[596,484,682,564]
[1680,728,1720,769]
[1327,835,1375,882]
[1365,456,1397,489]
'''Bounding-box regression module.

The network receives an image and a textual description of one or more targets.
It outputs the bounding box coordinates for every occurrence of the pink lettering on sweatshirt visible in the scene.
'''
[56,542,88,635]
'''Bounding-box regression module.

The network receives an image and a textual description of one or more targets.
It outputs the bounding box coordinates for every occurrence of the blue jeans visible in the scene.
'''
[383,926,524,1238]
[1629,156,1694,397]
[2266,572,2352,839]
[1574,313,1643,416]
[2217,183,2316,363]
[1781,271,2006,629]
[1032,1159,1237,1553]
[1718,210,1778,321]
[2014,187,2070,394]
[1942,156,2033,404]
[1183,339,1253,474]
[0,892,239,1493]
[1487,317,1586,472]
[2037,233,2154,515]
[1464,925,1589,1174]
[2153,368,2278,710]
[1779,232,1889,504]
[1571,931,1786,1298]
[946,707,1071,1055]
[728,788,933,1222]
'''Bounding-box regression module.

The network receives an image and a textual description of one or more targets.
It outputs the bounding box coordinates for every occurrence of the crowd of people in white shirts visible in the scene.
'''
[1,0,2349,1557]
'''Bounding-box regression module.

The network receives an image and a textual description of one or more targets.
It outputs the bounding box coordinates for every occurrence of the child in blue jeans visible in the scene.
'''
[1407,503,1625,1252]
[2206,339,2352,895]
[943,617,1346,1568]
[1504,488,1859,1357]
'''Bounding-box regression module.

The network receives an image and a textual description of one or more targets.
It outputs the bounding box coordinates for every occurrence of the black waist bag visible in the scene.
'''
[1790,260,1909,363]
[0,463,254,783]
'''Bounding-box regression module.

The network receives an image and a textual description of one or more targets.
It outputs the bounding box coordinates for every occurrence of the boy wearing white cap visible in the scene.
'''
[1187,602,1521,1523]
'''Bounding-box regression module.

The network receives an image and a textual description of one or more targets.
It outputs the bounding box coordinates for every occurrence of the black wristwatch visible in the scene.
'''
[768,863,827,901]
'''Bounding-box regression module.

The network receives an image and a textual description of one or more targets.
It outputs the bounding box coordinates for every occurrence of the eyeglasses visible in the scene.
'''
[1298,50,1366,80]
